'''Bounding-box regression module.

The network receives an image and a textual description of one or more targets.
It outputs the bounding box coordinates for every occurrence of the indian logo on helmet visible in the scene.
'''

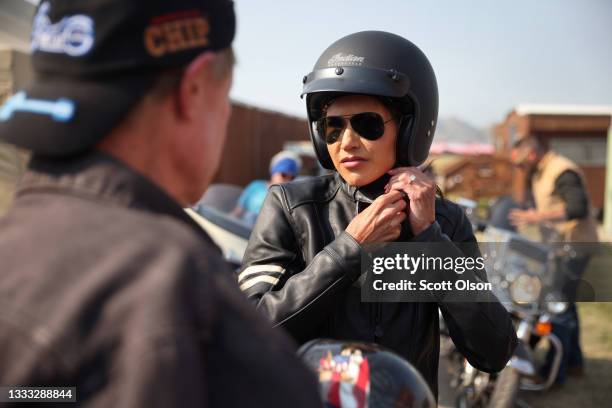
[327,53,365,67]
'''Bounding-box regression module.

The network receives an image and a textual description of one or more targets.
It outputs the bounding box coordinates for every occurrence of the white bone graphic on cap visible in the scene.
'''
[0,92,75,122]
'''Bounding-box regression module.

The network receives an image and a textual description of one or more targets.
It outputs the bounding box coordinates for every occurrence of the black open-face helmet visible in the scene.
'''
[301,31,438,170]
[298,339,436,408]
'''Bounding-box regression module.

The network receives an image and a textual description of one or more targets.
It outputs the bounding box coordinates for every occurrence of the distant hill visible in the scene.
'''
[433,117,491,144]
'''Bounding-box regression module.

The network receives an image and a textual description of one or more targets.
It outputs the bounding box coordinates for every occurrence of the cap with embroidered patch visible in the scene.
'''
[0,0,235,156]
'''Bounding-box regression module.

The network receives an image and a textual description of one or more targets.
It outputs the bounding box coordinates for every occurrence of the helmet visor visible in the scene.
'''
[302,66,411,99]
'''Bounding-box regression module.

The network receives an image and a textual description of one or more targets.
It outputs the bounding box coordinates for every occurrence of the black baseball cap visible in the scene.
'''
[0,0,235,156]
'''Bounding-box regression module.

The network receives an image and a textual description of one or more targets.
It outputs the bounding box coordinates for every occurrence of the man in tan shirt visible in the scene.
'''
[509,136,598,384]
[509,138,598,243]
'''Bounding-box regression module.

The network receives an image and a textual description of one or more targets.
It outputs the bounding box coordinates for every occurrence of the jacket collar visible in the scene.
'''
[336,171,391,204]
[17,151,214,243]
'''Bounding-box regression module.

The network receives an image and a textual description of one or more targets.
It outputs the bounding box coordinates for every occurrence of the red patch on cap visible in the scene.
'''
[144,10,210,58]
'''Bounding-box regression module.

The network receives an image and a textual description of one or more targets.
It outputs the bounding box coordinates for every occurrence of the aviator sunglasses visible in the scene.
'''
[317,112,395,145]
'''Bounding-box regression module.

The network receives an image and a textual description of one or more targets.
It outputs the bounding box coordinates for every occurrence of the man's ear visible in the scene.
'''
[176,52,216,120]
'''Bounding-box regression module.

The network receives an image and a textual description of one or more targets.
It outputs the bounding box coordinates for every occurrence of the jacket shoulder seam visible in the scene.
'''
[281,176,341,210]
[289,185,341,210]
[274,185,306,264]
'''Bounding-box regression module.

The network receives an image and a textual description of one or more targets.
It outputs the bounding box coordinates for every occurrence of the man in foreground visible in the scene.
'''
[0,1,321,406]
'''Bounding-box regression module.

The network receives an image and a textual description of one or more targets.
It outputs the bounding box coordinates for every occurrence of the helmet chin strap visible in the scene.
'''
[394,114,415,167]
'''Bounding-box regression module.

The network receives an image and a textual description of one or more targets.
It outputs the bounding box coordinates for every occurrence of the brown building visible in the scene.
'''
[214,103,309,186]
[494,104,612,211]
[432,154,513,202]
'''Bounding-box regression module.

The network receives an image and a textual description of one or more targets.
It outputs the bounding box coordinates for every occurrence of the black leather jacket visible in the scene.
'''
[239,173,517,397]
[0,153,322,407]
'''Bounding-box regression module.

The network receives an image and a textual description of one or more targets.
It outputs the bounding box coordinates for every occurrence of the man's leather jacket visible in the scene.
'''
[0,153,322,407]
[239,173,517,397]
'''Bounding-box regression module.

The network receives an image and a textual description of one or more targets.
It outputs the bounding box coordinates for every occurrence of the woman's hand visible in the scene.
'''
[384,167,436,236]
[345,190,407,244]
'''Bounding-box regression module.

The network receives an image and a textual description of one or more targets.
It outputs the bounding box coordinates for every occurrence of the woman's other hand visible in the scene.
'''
[385,167,435,236]
[345,190,407,244]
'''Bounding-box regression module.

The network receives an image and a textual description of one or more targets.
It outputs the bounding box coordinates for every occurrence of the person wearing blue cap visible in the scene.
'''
[233,151,301,226]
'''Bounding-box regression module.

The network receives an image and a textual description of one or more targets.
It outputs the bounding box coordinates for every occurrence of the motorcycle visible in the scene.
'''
[186,183,252,268]
[442,224,571,408]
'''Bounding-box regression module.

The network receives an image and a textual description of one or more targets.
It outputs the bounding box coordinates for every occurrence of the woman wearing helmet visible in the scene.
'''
[237,31,517,398]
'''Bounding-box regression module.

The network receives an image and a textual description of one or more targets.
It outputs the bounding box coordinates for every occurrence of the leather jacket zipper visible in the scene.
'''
[355,199,384,341]
[374,303,384,341]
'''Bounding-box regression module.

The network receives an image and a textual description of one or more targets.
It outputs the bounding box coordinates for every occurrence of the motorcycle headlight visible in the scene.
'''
[546,301,569,314]
[509,274,541,304]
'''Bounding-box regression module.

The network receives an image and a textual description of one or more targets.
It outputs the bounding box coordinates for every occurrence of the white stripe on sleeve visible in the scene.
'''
[239,275,280,291]
[238,264,285,282]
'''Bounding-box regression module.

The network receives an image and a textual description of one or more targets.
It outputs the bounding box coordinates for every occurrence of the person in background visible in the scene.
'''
[232,150,301,226]
[509,135,599,384]
[0,1,321,406]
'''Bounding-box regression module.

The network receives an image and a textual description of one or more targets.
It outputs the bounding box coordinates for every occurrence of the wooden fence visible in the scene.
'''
[215,102,310,186]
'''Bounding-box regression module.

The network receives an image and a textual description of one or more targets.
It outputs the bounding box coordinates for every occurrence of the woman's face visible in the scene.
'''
[325,95,397,187]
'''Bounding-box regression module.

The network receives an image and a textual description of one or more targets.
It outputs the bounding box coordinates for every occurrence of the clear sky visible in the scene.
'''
[231,0,612,128]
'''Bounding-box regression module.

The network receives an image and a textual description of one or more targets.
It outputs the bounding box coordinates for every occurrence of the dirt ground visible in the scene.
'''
[519,302,612,408]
